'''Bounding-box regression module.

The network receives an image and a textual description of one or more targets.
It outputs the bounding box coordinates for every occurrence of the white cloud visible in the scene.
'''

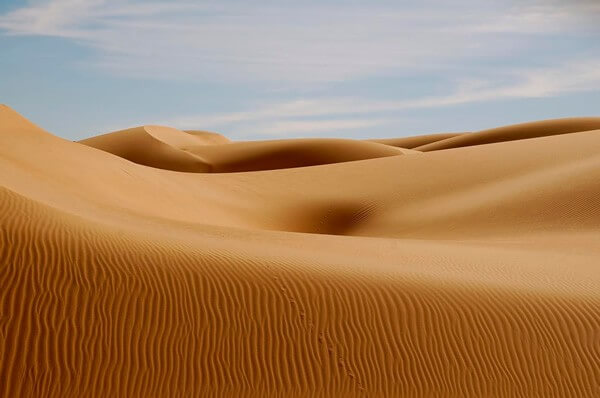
[1,0,598,84]
[0,0,102,37]
[2,0,598,140]
[240,118,389,137]
[163,58,600,137]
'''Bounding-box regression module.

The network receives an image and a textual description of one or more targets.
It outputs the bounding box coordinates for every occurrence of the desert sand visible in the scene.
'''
[2,103,600,396]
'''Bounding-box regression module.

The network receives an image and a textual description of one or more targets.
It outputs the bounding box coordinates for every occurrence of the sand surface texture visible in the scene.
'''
[2,104,600,397]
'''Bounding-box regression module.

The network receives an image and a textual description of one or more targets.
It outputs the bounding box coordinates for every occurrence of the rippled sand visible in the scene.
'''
[2,104,600,396]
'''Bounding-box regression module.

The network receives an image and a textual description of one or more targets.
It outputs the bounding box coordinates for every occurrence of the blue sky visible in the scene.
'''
[1,0,599,140]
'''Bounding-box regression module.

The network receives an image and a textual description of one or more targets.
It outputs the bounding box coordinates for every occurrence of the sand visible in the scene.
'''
[2,103,600,397]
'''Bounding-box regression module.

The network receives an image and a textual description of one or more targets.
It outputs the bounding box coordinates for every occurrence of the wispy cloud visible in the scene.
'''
[247,118,389,137]
[1,1,599,140]
[163,58,600,137]
[1,0,598,84]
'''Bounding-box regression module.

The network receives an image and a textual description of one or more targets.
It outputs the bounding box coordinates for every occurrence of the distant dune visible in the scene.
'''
[80,125,407,172]
[2,103,600,397]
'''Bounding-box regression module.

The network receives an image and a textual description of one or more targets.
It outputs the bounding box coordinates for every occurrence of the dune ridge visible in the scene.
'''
[2,104,600,397]
[415,117,600,151]
[79,126,407,172]
[367,132,465,148]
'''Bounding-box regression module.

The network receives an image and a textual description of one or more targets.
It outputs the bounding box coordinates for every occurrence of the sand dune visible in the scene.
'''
[79,126,212,172]
[367,132,464,148]
[2,103,600,397]
[184,129,231,145]
[80,126,407,172]
[415,117,600,151]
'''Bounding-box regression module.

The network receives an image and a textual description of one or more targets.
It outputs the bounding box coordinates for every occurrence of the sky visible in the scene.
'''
[1,0,599,141]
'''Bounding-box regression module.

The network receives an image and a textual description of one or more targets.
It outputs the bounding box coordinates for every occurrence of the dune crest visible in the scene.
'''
[2,104,600,397]
[79,125,212,172]
[184,129,231,145]
[367,132,465,148]
[415,117,600,151]
[80,126,409,172]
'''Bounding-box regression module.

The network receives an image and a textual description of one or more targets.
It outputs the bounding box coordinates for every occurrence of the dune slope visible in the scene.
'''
[415,117,600,151]
[367,132,465,148]
[2,104,600,397]
[80,126,406,172]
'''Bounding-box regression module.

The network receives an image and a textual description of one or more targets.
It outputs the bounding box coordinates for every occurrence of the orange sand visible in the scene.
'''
[2,104,600,396]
